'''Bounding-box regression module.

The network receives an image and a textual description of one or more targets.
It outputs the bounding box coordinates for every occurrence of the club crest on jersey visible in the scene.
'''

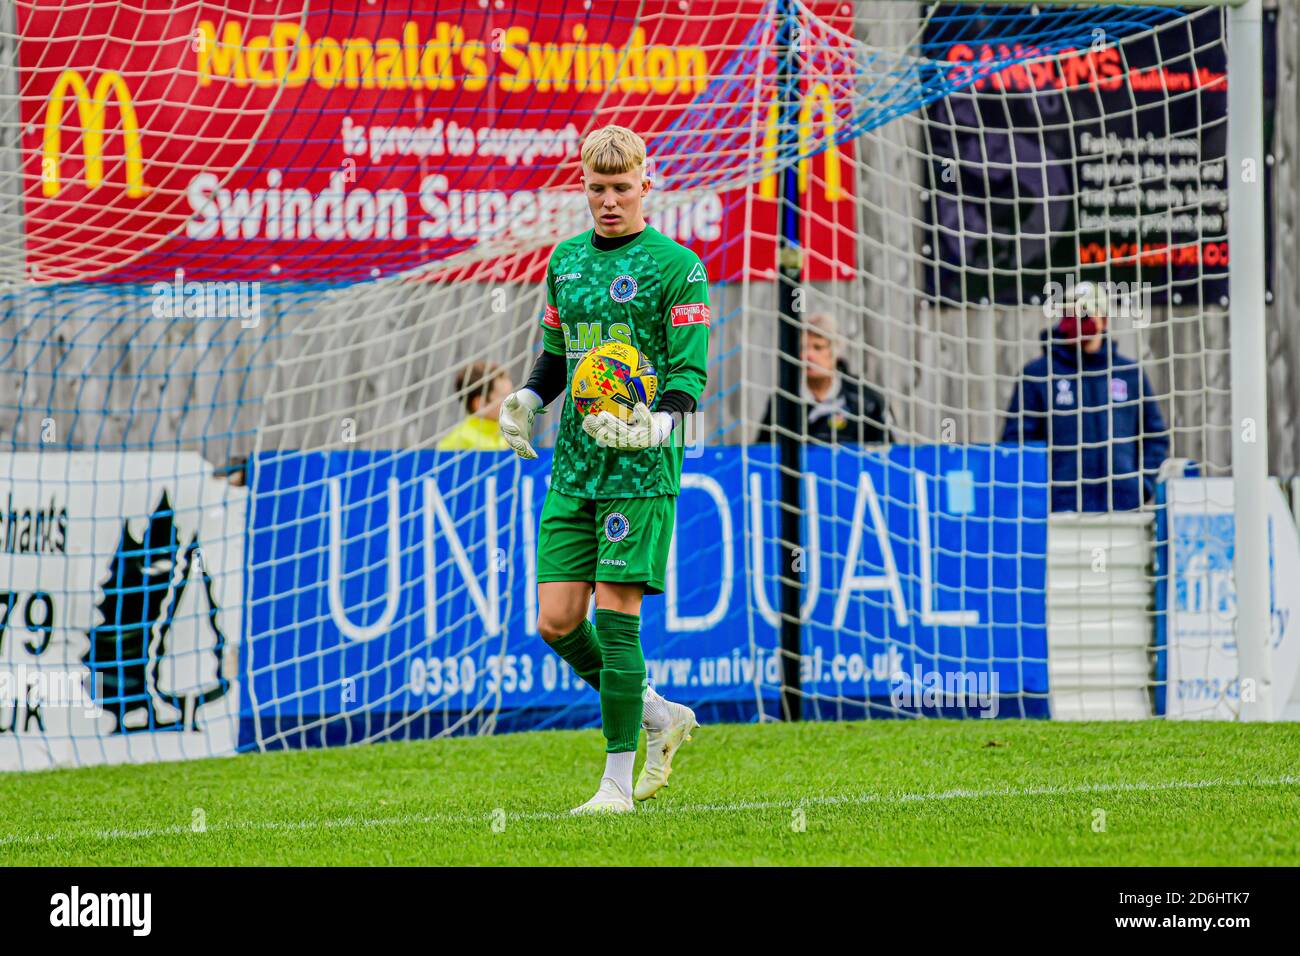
[604,512,630,543]
[609,275,638,303]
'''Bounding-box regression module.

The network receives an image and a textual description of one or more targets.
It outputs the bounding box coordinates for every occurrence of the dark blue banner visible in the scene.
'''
[921,5,1277,305]
[241,445,1050,749]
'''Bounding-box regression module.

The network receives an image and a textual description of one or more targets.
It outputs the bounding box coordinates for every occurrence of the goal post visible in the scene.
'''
[0,0,1287,770]
[1224,0,1272,721]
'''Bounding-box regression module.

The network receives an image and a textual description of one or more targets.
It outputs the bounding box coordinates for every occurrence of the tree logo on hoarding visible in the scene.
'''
[83,491,230,733]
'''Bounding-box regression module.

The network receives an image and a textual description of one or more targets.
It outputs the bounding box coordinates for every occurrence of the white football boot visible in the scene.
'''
[634,701,699,801]
[570,777,635,815]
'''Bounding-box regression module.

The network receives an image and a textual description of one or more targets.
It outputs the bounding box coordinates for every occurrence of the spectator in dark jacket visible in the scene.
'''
[1001,282,1169,511]
[755,312,891,445]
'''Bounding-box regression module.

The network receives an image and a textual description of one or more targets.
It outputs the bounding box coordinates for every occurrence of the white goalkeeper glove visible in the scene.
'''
[499,389,543,459]
[582,402,674,451]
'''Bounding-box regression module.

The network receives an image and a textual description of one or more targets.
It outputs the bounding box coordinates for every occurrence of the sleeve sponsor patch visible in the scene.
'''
[670,303,711,327]
[542,304,561,328]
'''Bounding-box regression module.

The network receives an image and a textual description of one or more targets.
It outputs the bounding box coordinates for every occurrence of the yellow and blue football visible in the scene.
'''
[570,341,658,422]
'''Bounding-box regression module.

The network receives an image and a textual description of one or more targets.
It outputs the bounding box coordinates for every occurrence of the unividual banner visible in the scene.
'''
[19,0,857,283]
[243,445,1050,749]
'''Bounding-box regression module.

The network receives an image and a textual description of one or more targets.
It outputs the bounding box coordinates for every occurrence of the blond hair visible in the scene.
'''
[580,125,647,176]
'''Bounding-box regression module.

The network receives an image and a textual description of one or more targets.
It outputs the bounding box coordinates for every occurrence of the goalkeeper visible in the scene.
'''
[498,125,711,814]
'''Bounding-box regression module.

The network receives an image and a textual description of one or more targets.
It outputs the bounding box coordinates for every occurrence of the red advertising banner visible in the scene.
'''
[19,0,857,284]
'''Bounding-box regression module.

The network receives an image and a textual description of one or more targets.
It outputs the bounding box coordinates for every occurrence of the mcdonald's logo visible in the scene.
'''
[41,69,147,198]
[759,81,844,201]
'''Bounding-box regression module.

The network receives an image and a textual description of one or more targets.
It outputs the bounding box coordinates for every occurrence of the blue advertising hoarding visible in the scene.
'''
[241,445,1049,749]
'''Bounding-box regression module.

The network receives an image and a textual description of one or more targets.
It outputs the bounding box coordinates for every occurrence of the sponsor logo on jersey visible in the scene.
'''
[604,512,630,543]
[609,275,638,303]
[686,262,706,283]
[556,273,582,283]
[1110,377,1128,401]
[542,304,561,328]
[670,303,711,327]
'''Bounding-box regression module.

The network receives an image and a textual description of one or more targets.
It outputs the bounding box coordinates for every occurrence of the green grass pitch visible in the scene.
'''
[1,720,1297,866]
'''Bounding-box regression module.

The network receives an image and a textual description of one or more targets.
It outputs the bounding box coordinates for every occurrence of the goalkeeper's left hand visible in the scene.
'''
[582,402,674,450]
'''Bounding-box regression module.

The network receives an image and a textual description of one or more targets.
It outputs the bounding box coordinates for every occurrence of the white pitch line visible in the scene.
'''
[1,774,1296,850]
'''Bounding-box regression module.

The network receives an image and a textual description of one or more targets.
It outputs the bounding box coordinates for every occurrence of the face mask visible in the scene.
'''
[1058,316,1101,340]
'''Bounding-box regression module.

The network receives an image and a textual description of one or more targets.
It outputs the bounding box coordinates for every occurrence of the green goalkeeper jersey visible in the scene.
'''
[540,225,711,499]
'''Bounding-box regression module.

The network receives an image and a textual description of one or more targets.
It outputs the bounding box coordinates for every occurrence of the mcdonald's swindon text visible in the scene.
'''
[21,0,857,282]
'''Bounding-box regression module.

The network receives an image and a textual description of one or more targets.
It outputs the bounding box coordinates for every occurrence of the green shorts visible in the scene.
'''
[537,490,676,596]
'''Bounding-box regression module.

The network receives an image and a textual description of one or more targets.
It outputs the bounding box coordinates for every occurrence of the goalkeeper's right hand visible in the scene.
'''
[499,389,543,459]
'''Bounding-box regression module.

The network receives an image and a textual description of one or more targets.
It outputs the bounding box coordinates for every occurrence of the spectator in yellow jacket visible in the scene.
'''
[438,361,513,451]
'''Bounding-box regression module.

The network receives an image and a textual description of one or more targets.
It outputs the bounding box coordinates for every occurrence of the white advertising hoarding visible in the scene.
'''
[0,452,245,770]
[1166,478,1300,719]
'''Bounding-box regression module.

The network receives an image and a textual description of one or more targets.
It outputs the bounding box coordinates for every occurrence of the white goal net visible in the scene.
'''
[0,0,1282,770]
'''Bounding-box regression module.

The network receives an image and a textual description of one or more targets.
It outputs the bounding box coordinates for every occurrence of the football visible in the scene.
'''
[570,341,658,421]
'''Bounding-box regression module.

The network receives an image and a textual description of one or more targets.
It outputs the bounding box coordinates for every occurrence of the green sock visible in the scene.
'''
[549,619,602,692]
[595,609,645,753]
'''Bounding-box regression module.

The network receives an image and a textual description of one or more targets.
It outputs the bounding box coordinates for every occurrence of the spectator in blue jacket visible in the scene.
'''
[1001,282,1169,512]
